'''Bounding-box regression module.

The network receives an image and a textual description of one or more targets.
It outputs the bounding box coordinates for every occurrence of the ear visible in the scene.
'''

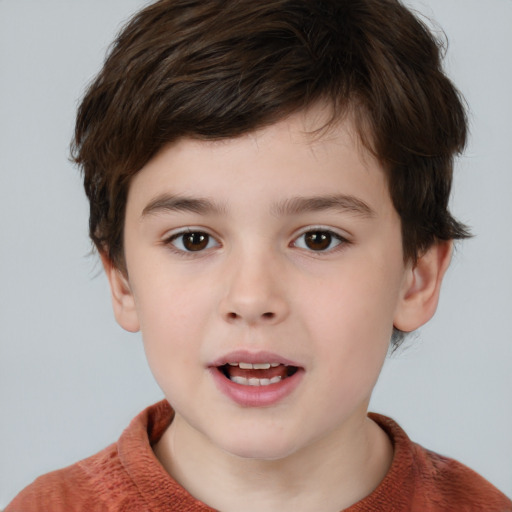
[100,253,140,333]
[393,241,453,332]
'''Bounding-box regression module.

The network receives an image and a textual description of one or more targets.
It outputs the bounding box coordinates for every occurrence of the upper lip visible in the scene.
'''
[209,350,302,368]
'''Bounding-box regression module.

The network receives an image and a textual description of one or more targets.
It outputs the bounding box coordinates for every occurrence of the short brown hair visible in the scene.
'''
[72,0,470,272]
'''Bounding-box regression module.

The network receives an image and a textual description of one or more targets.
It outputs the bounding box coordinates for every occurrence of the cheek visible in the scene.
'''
[309,263,400,335]
[132,275,212,365]
[303,263,401,388]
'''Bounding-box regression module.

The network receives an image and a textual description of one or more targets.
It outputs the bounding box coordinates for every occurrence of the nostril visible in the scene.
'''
[224,310,278,322]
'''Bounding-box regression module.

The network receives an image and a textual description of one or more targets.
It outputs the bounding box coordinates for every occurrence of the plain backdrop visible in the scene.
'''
[1,0,511,506]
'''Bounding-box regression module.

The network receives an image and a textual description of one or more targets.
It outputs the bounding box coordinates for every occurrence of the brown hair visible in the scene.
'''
[72,0,470,273]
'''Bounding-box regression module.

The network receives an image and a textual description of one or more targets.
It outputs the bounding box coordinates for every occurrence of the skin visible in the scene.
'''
[103,108,452,511]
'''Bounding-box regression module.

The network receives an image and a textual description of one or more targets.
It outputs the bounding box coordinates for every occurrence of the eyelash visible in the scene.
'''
[164,229,220,256]
[163,227,350,256]
[291,228,349,253]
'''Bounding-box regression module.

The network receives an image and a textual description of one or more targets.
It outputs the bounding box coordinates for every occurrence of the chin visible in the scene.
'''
[226,445,298,461]
[215,428,303,461]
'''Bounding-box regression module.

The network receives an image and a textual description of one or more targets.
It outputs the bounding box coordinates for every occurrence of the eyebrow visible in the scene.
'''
[271,194,375,218]
[141,193,375,219]
[141,194,227,218]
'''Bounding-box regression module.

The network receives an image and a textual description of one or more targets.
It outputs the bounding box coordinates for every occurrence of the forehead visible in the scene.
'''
[126,108,389,218]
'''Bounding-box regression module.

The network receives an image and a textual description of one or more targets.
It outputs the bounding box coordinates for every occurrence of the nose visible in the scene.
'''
[218,250,289,326]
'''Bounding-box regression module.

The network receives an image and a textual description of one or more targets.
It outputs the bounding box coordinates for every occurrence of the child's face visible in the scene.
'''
[111,109,415,460]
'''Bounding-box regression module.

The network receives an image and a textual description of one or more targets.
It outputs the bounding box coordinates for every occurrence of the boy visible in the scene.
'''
[6,0,512,510]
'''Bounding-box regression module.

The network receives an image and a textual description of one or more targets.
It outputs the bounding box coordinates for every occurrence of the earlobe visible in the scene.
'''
[393,241,453,332]
[100,253,140,333]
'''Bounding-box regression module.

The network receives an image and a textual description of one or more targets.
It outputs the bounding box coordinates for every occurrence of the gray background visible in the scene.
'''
[1,0,511,506]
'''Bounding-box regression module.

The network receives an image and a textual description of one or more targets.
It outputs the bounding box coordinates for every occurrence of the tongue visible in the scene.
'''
[225,365,290,380]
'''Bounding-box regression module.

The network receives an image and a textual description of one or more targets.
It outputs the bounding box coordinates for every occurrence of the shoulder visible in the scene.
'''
[5,401,175,512]
[366,413,512,512]
[410,444,512,511]
[5,401,213,512]
[5,442,126,512]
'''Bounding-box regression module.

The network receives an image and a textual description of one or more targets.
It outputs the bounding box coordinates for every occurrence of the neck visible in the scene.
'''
[154,410,393,512]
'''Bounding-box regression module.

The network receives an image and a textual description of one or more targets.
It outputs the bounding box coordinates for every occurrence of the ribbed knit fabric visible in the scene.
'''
[6,400,512,511]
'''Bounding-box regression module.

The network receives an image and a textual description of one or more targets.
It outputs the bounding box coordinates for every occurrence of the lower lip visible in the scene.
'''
[209,367,304,407]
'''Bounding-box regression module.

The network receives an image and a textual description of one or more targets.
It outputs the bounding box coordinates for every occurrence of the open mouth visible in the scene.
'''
[218,362,299,387]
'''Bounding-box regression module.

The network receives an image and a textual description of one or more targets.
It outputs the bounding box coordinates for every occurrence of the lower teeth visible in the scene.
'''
[231,376,282,386]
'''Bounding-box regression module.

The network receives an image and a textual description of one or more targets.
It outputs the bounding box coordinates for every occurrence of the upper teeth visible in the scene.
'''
[228,362,281,369]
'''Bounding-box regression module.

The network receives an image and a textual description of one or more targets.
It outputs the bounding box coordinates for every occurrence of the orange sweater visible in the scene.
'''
[6,400,512,511]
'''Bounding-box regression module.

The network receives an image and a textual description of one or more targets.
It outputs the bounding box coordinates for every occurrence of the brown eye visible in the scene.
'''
[170,231,218,252]
[293,230,344,252]
[183,232,209,251]
[304,231,332,251]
